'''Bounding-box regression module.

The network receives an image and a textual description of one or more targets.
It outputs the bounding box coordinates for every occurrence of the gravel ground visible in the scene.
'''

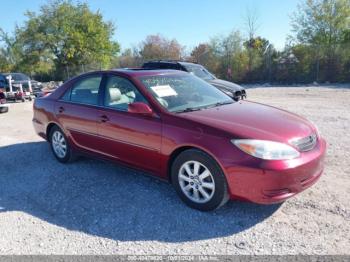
[0,86,349,255]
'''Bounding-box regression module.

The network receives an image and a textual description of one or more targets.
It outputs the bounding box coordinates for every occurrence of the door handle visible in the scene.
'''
[58,106,65,113]
[100,115,109,123]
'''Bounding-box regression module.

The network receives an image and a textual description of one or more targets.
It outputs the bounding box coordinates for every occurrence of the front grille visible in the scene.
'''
[291,133,317,152]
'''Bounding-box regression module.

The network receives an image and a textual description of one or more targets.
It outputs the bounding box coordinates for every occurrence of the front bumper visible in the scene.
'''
[224,137,326,204]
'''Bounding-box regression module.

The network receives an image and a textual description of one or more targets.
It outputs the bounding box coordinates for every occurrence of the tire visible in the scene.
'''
[171,149,229,211]
[0,106,8,113]
[49,125,74,163]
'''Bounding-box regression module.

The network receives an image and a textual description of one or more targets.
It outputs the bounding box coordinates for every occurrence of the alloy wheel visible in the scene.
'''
[51,130,67,158]
[178,160,215,204]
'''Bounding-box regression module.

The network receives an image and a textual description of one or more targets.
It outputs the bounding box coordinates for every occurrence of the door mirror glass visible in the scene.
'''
[128,102,154,116]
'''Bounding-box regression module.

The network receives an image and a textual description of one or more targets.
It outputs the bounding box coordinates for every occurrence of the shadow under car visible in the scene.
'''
[0,141,281,242]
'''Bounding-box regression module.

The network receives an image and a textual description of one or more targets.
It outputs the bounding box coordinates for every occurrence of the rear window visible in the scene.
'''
[143,62,180,70]
[62,76,102,105]
[183,65,215,80]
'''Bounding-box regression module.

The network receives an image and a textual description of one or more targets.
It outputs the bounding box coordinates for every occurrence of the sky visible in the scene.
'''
[0,0,299,52]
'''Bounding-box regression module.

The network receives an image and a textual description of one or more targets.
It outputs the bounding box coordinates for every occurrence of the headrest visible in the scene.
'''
[157,97,169,108]
[125,91,136,99]
[109,87,121,102]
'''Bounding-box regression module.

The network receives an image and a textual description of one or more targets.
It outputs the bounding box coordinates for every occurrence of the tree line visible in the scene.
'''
[0,0,349,84]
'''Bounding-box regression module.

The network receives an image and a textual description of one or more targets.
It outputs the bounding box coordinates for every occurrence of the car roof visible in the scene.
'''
[107,68,188,77]
[143,60,199,67]
[3,73,27,75]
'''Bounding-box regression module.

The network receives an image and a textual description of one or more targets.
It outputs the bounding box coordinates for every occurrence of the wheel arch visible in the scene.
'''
[46,121,65,140]
[166,144,225,184]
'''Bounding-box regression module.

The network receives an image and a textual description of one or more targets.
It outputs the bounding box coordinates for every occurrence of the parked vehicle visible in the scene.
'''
[0,74,9,90]
[142,60,246,101]
[0,92,9,113]
[1,73,36,102]
[32,80,44,98]
[33,69,326,211]
[4,84,31,102]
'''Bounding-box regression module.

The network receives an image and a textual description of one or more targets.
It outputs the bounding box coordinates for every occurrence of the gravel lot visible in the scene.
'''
[0,86,349,255]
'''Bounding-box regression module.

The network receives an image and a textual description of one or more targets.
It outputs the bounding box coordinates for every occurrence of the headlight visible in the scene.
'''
[232,139,300,160]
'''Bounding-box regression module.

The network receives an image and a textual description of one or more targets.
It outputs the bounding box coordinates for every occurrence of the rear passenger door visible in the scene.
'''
[55,74,103,151]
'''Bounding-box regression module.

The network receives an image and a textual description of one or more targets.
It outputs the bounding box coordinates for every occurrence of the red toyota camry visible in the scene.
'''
[33,69,326,211]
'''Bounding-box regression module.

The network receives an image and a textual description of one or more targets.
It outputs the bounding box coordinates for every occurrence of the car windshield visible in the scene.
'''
[183,64,216,81]
[139,74,233,113]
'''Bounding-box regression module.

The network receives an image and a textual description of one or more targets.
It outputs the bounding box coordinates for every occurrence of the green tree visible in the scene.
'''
[15,0,119,79]
[243,36,272,82]
[0,28,19,72]
[206,31,247,81]
[291,0,350,81]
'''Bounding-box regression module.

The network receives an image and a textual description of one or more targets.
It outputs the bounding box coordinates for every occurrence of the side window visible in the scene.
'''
[66,76,102,105]
[104,76,148,111]
[61,88,71,101]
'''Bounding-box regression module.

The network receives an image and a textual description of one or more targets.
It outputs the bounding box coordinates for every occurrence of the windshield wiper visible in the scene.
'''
[174,101,233,113]
[173,107,203,113]
[206,101,233,109]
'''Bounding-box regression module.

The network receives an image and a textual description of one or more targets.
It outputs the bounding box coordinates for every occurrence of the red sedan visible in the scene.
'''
[33,69,326,211]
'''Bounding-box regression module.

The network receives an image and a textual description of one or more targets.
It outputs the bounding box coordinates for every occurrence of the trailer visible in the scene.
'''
[4,74,33,102]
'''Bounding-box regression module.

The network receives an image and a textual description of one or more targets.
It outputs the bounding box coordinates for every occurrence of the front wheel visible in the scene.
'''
[49,125,74,163]
[171,149,229,211]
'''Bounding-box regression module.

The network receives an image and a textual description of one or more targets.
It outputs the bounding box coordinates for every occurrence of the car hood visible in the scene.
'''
[207,79,244,92]
[179,101,315,143]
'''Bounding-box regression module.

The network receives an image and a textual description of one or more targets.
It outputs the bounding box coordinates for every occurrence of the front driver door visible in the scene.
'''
[96,74,162,173]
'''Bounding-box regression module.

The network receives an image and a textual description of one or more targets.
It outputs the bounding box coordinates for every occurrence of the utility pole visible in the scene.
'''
[264,44,272,83]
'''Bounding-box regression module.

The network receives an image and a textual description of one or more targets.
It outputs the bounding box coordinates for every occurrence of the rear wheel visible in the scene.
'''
[49,125,74,163]
[171,149,229,211]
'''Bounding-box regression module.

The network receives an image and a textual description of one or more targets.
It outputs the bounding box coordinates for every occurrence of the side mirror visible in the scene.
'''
[128,102,154,116]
